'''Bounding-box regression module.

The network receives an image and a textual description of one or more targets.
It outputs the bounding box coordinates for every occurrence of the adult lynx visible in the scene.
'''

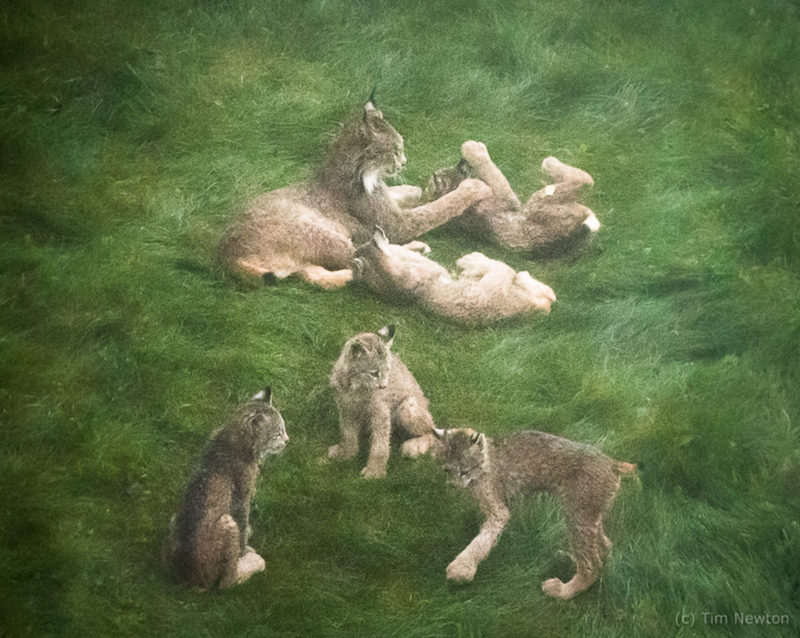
[328,326,438,478]
[218,103,492,288]
[354,228,556,324]
[434,427,635,599]
[164,388,288,590]
[428,141,600,259]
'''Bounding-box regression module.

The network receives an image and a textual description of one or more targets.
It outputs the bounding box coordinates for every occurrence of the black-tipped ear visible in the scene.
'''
[252,387,272,403]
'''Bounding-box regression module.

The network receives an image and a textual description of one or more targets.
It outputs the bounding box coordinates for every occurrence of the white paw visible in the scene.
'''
[402,240,432,254]
[583,210,601,232]
[541,577,566,598]
[456,178,493,201]
[236,551,266,584]
[446,556,477,582]
[360,465,386,479]
[461,140,490,165]
[401,437,432,457]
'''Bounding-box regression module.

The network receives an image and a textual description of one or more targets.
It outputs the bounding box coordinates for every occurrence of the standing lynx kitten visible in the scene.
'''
[164,388,289,590]
[328,326,438,479]
[218,102,492,288]
[434,427,635,599]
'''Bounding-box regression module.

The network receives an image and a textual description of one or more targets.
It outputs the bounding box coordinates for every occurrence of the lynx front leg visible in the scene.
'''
[362,404,393,479]
[447,506,510,582]
[461,141,521,211]
[385,178,493,244]
[328,403,360,461]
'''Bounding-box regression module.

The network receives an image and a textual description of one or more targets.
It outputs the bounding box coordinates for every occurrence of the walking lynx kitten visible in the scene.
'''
[328,326,438,478]
[218,102,492,288]
[434,427,635,599]
[164,388,289,590]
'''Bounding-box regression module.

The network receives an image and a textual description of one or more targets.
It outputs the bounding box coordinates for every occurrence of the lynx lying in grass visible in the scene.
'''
[164,388,288,590]
[428,141,600,259]
[434,427,635,599]
[328,326,438,479]
[354,228,556,324]
[218,102,492,288]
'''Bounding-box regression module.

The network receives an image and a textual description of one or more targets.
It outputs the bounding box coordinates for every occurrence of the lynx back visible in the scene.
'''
[434,427,635,599]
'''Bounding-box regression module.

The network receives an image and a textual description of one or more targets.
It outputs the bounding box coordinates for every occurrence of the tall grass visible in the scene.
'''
[2,0,799,636]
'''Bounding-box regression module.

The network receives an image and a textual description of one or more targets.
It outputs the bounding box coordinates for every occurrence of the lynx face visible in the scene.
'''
[437,428,489,489]
[424,158,471,201]
[336,332,393,391]
[241,389,289,461]
[360,103,406,192]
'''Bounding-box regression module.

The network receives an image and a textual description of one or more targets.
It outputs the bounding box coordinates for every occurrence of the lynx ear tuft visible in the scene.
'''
[372,225,389,249]
[253,387,272,404]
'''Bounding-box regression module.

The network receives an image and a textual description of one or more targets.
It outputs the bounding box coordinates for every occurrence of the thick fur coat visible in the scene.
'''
[218,103,492,288]
[354,228,556,324]
[164,389,288,590]
[435,427,635,599]
[428,141,600,258]
[328,326,438,478]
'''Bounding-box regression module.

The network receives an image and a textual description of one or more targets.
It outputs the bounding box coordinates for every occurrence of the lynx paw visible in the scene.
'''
[360,464,387,479]
[402,240,431,254]
[446,556,477,582]
[461,140,491,166]
[541,577,568,598]
[401,436,432,457]
[457,178,493,202]
[236,551,266,585]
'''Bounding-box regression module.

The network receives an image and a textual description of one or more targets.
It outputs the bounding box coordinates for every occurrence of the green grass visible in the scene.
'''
[2,0,800,636]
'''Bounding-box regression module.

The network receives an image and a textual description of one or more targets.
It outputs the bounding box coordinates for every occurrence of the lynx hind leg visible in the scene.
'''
[299,265,353,289]
[542,518,606,600]
[461,141,521,210]
[541,157,594,188]
[395,397,438,457]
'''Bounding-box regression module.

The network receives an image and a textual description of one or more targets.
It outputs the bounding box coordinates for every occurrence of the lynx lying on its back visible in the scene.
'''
[428,141,600,259]
[218,102,492,288]
[354,228,556,325]
[164,388,288,590]
[328,326,438,479]
[434,427,635,599]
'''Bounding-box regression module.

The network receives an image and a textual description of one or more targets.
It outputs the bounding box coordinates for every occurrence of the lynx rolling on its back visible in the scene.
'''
[164,388,289,590]
[328,326,438,479]
[354,227,556,325]
[428,141,600,259]
[218,102,492,288]
[434,427,635,599]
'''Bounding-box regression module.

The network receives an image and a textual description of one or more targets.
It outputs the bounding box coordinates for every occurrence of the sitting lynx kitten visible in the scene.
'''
[427,141,600,259]
[434,427,635,599]
[164,388,289,590]
[354,228,556,325]
[218,102,492,288]
[328,326,438,479]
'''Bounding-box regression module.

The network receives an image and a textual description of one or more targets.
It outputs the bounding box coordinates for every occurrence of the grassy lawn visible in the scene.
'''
[2,0,799,636]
